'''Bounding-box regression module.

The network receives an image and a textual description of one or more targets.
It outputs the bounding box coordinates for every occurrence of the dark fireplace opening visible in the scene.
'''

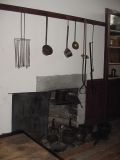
[40,88,81,153]
[12,89,111,154]
[12,88,86,153]
[12,74,88,153]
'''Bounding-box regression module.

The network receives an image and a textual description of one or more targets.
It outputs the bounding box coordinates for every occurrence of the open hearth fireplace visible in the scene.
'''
[41,119,87,153]
[40,89,87,153]
[12,75,111,154]
[12,89,111,154]
[41,89,93,152]
[35,74,88,153]
[40,90,111,153]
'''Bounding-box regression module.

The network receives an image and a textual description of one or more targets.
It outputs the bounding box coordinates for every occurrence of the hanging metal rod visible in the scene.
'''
[0,3,105,26]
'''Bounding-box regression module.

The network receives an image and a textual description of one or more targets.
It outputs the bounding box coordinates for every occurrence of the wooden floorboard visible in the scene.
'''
[60,119,120,160]
[0,119,120,160]
[0,133,60,160]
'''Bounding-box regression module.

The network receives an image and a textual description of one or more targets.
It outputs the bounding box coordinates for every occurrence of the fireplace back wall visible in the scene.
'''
[36,74,86,125]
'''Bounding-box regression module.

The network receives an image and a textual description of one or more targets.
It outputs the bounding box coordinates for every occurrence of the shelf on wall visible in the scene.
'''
[109,46,120,49]
[110,29,120,33]
[108,76,120,80]
[109,62,120,65]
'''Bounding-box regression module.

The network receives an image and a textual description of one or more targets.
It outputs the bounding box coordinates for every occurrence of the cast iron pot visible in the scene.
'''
[62,128,75,144]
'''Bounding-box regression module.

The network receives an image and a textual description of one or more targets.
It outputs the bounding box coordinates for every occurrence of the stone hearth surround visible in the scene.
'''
[36,74,86,126]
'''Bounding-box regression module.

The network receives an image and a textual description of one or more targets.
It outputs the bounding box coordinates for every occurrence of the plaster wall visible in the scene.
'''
[0,0,120,134]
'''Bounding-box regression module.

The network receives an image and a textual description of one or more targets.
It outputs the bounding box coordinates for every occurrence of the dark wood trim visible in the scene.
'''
[0,3,105,26]
[9,91,51,94]
[104,8,120,79]
[86,79,107,125]
[9,88,77,95]
[104,8,110,80]
[106,8,120,16]
[23,131,64,160]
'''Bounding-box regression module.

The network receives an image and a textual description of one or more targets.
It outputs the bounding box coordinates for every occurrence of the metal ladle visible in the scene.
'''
[64,20,72,58]
[72,21,79,50]
[42,16,53,56]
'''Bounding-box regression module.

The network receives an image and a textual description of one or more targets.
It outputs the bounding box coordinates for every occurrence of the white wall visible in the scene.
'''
[0,0,120,134]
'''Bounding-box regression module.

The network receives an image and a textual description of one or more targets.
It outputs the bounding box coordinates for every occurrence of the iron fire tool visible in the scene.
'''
[89,25,95,93]
[14,13,30,68]
[79,20,89,97]
[78,21,89,108]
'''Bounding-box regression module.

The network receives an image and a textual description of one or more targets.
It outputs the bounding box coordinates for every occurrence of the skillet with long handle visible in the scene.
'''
[64,20,72,58]
[72,21,79,50]
[42,16,53,55]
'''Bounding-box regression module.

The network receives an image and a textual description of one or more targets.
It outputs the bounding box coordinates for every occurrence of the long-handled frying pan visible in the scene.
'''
[42,16,53,55]
[72,21,79,50]
[64,20,72,58]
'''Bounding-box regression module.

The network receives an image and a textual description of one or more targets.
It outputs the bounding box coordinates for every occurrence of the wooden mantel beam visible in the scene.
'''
[0,3,105,26]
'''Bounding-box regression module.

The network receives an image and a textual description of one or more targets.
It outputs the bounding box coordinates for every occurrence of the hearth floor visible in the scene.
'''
[0,119,120,160]
[0,133,60,160]
[59,119,120,160]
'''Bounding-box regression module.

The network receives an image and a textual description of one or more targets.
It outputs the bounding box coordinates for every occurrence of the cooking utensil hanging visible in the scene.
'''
[79,20,89,94]
[14,13,30,68]
[89,25,94,80]
[72,21,79,50]
[42,16,53,55]
[89,25,95,93]
[64,20,72,58]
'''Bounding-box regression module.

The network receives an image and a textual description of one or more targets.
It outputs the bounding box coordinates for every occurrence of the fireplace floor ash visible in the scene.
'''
[41,138,87,153]
[40,122,111,153]
[40,123,90,153]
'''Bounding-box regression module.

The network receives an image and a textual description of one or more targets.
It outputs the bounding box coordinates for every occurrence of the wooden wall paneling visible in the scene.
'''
[85,79,106,125]
[12,92,50,141]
